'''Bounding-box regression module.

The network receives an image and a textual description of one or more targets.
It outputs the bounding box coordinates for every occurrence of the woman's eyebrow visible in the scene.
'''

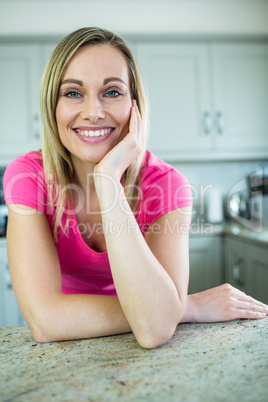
[61,79,83,86]
[103,77,126,86]
[60,77,127,86]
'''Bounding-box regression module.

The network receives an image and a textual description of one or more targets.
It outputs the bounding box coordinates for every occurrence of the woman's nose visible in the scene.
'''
[81,97,105,122]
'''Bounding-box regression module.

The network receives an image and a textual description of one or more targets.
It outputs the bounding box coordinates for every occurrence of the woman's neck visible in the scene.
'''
[71,155,97,195]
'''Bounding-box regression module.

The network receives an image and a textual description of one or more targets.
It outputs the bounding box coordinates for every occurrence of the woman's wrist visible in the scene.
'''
[179,294,196,323]
[94,169,123,204]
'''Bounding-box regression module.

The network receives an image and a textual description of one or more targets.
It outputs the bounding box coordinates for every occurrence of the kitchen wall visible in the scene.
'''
[0,0,268,37]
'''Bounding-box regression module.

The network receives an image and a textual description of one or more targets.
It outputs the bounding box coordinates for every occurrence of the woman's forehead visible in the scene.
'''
[62,44,129,85]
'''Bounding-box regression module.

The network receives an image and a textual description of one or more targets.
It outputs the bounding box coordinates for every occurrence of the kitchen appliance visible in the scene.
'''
[0,167,8,236]
[206,187,224,223]
[228,193,250,220]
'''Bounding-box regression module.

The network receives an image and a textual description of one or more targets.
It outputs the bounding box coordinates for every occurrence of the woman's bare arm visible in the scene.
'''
[93,173,191,348]
[7,205,131,342]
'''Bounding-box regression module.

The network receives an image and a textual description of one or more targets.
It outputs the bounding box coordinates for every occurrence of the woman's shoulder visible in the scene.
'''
[3,151,45,200]
[8,150,43,168]
[4,151,44,178]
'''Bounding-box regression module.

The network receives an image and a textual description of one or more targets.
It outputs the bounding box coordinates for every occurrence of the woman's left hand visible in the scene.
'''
[94,99,142,182]
[180,283,268,323]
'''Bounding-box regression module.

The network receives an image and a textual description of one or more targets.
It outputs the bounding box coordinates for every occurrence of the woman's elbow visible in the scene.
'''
[135,306,184,349]
[27,309,57,343]
[31,325,53,343]
[136,324,177,349]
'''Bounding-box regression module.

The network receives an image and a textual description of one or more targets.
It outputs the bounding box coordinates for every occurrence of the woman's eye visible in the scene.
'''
[64,90,81,98]
[104,90,121,98]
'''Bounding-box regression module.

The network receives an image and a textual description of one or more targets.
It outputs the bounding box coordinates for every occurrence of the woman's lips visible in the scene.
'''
[73,127,115,144]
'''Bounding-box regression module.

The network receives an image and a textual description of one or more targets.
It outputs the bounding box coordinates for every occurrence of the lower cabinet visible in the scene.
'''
[0,240,26,326]
[225,237,268,304]
[189,236,223,294]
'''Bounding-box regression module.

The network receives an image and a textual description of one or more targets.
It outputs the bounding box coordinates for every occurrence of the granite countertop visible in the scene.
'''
[1,319,268,401]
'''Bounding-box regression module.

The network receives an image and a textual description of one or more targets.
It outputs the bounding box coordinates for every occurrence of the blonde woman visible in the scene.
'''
[4,27,267,348]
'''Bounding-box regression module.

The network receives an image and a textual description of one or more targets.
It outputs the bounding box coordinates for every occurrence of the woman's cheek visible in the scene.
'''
[122,105,132,134]
[112,100,131,131]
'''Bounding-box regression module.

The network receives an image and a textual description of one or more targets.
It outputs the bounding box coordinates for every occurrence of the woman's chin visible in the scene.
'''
[70,150,107,168]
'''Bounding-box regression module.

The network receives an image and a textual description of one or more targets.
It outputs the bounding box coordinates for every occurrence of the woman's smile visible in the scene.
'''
[72,126,115,143]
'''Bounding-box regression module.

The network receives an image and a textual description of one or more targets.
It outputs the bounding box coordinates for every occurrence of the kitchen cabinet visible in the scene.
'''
[225,236,268,303]
[212,44,268,153]
[0,44,41,163]
[136,42,268,161]
[0,42,58,165]
[225,237,250,294]
[0,239,26,326]
[247,242,268,304]
[188,235,222,294]
[136,44,211,155]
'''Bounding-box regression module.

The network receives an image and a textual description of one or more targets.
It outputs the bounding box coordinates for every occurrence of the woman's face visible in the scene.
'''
[56,44,132,166]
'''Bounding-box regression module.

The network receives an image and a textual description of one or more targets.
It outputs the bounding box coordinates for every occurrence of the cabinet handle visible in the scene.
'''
[33,114,40,139]
[203,111,212,135]
[216,111,224,134]
[232,260,244,287]
[5,264,13,290]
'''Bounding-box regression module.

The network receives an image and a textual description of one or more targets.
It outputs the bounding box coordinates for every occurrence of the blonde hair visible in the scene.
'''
[40,27,149,240]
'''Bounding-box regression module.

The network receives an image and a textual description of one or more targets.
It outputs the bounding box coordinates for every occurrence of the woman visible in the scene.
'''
[4,27,267,349]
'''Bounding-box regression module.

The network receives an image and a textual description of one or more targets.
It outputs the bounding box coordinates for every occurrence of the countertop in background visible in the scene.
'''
[190,220,268,247]
[1,319,268,401]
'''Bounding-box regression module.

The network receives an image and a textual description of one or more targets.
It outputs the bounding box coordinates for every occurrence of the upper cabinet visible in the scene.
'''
[136,44,212,156]
[136,42,268,161]
[1,40,268,163]
[212,44,268,154]
[0,42,58,165]
[0,45,41,162]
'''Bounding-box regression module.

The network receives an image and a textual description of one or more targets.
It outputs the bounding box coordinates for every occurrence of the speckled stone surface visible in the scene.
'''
[1,319,268,402]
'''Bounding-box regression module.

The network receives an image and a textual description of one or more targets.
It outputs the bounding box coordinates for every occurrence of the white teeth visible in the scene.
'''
[76,128,112,137]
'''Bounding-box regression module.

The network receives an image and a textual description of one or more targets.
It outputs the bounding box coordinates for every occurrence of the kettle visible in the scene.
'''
[206,188,224,223]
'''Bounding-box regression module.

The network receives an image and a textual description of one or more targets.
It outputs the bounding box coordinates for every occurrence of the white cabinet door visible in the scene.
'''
[212,44,268,153]
[136,43,212,158]
[225,236,268,303]
[189,236,222,294]
[136,41,268,160]
[225,237,251,294]
[0,240,26,326]
[247,243,268,304]
[0,45,41,161]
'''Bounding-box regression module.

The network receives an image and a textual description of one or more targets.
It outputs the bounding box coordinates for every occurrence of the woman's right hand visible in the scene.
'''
[180,283,268,323]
